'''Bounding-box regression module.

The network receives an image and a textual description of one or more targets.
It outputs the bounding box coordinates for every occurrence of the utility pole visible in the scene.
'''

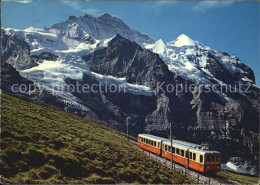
[126,117,131,142]
[170,121,173,169]
[106,114,108,131]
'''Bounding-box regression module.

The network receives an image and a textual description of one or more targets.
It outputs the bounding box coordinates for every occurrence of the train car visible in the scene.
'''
[162,139,221,173]
[138,134,221,173]
[138,134,166,155]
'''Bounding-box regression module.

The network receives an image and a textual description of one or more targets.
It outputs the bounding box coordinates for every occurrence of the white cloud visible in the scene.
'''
[155,1,177,6]
[193,1,233,13]
[62,1,100,16]
[2,0,32,3]
[143,1,177,14]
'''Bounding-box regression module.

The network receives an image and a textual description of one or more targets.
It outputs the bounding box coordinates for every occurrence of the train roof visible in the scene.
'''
[138,134,167,142]
[163,139,220,154]
[138,133,220,155]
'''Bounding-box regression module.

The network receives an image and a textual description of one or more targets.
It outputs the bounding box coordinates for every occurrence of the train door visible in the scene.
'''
[187,149,190,169]
[159,141,162,155]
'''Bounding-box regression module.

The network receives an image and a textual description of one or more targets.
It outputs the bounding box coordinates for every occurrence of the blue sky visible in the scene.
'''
[2,0,260,85]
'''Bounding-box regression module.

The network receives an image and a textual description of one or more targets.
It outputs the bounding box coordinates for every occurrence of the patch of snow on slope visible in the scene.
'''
[221,162,256,175]
[91,72,154,96]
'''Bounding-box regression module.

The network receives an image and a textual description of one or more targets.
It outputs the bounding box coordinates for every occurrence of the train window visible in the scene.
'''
[153,141,156,147]
[176,148,180,155]
[168,146,171,152]
[181,150,184,157]
[165,145,168,151]
[185,151,189,158]
[193,153,196,161]
[172,147,175,153]
[212,155,215,162]
[200,155,203,163]
[146,139,148,144]
[141,137,143,142]
[216,155,219,162]
[158,143,160,148]
[189,152,192,159]
[151,140,153,146]
[206,155,210,162]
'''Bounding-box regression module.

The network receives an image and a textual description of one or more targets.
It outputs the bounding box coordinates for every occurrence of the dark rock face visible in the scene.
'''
[2,33,38,70]
[31,52,59,62]
[65,74,157,135]
[1,59,34,93]
[205,54,236,85]
[205,52,255,85]
[83,34,171,88]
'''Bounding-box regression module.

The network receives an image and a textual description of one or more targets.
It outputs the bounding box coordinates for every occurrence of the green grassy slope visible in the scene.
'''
[0,93,194,184]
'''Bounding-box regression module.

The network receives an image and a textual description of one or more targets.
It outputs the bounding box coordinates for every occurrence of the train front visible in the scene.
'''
[204,152,221,173]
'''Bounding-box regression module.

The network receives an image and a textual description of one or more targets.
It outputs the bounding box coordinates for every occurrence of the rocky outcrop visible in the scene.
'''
[2,32,38,70]
[31,52,59,62]
[205,52,255,85]
[83,34,171,88]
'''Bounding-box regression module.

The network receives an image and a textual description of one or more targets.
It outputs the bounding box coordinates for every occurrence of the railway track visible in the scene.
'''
[106,130,240,185]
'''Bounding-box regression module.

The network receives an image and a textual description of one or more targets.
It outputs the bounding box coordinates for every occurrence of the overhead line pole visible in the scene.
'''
[126,117,130,142]
[170,121,173,169]
[127,122,129,141]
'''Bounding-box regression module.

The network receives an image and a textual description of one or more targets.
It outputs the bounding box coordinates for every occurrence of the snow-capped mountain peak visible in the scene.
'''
[146,39,167,54]
[170,34,197,47]
[49,13,155,46]
[97,13,124,24]
[145,33,255,91]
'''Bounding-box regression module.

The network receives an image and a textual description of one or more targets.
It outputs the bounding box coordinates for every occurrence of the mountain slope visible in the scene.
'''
[0,93,193,184]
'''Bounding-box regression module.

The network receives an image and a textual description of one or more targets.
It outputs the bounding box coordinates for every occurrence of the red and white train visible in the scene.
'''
[138,134,221,173]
